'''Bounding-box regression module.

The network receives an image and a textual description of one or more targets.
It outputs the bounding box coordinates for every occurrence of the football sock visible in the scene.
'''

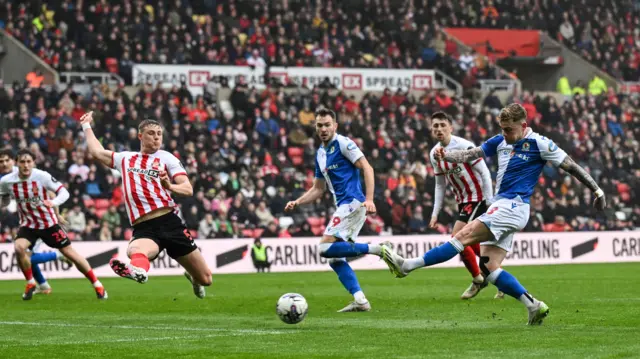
[460,246,482,278]
[22,267,35,284]
[319,241,370,258]
[404,238,464,272]
[329,259,362,296]
[130,253,151,271]
[487,268,537,308]
[84,269,100,287]
[470,243,481,256]
[31,264,47,285]
[30,251,58,264]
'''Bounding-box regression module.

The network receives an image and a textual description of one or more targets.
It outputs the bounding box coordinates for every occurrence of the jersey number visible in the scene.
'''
[487,207,499,215]
[332,217,342,226]
[463,204,473,215]
[51,229,67,243]
[183,229,194,241]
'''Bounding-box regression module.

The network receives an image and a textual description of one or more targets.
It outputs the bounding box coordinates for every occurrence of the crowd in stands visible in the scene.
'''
[0,76,638,241]
[2,0,639,85]
[0,0,508,87]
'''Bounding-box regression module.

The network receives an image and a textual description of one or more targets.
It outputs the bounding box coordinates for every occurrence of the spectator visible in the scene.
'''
[66,205,86,235]
[101,205,121,231]
[262,222,280,238]
[198,213,217,239]
[99,222,112,242]
[251,238,271,273]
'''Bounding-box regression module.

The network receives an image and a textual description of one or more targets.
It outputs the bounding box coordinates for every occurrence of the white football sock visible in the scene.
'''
[519,293,539,310]
[367,244,381,256]
[93,280,103,288]
[402,257,426,273]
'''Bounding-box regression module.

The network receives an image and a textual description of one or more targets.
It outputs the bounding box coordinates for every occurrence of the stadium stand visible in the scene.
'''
[1,0,638,84]
[0,79,637,241]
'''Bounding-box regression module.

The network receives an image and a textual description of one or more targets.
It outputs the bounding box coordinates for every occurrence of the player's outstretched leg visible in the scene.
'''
[60,246,108,299]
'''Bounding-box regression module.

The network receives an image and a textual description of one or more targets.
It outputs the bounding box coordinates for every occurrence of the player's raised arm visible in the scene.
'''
[438,135,504,164]
[79,111,115,168]
[285,178,326,212]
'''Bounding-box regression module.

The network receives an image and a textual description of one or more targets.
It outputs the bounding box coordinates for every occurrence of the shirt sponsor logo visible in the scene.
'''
[127,167,160,178]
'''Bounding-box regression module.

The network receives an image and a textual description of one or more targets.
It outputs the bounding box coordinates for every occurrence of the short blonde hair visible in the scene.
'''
[498,103,527,124]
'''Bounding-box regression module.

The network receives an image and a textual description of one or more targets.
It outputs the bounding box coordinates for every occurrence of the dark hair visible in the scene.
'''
[431,111,452,124]
[138,119,163,133]
[314,107,337,121]
[0,149,12,159]
[16,149,35,161]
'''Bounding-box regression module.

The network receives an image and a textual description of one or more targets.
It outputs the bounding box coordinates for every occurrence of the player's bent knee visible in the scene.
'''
[319,235,337,244]
[318,242,332,257]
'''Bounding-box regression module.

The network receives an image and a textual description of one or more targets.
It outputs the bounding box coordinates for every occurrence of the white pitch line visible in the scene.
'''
[0,333,236,348]
[0,321,285,335]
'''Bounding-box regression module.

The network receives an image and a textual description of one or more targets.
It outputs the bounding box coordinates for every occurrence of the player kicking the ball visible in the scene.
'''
[80,112,212,299]
[428,112,502,299]
[381,104,606,325]
[0,149,107,300]
[285,108,391,312]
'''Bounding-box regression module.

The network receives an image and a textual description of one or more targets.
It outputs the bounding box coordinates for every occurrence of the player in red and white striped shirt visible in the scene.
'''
[0,149,107,300]
[81,111,212,299]
[428,112,500,299]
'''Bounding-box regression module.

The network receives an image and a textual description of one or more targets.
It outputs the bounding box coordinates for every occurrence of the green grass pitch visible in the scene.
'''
[1,263,639,359]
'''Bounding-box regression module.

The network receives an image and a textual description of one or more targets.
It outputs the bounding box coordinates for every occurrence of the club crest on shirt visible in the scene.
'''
[522,142,530,152]
[328,146,336,154]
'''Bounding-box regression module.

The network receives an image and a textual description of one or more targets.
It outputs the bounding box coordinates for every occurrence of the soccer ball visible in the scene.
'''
[276,293,308,324]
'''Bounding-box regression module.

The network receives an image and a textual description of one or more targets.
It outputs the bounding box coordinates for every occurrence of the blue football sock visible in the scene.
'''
[32,264,46,285]
[320,241,369,258]
[421,241,461,267]
[492,269,527,299]
[329,260,361,295]
[31,251,58,264]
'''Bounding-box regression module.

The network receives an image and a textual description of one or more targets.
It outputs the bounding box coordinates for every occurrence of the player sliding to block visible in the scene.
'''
[80,111,212,299]
[285,108,392,312]
[382,104,606,325]
[0,149,107,300]
[428,112,501,299]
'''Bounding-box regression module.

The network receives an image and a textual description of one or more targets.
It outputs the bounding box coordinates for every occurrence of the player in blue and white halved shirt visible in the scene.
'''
[381,104,607,325]
[285,108,392,312]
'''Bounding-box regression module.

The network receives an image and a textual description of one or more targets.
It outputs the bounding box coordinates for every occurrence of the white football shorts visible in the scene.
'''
[324,199,367,242]
[478,196,530,252]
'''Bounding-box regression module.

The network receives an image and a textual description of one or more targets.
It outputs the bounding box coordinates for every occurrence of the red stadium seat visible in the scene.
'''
[189,229,197,239]
[254,228,264,238]
[242,229,254,238]
[95,199,110,210]
[124,229,133,241]
[307,217,322,226]
[67,232,76,241]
